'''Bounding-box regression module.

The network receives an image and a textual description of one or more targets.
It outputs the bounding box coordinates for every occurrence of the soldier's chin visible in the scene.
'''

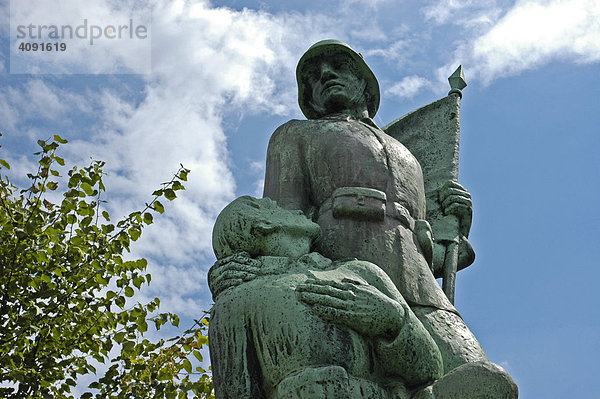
[322,96,352,113]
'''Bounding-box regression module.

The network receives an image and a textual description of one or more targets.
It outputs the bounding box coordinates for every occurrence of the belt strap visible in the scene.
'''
[317,186,433,268]
[318,186,416,231]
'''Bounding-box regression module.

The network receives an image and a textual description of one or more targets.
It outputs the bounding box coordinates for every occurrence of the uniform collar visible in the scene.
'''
[318,113,380,129]
[319,112,355,122]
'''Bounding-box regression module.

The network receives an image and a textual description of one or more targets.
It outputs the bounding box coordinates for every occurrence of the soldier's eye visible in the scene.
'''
[332,59,345,70]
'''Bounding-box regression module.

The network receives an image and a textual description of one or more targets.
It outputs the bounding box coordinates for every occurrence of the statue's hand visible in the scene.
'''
[208,252,261,299]
[296,278,405,339]
[439,181,472,237]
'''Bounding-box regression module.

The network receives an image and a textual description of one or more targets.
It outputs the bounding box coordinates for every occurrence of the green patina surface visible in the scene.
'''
[207,40,518,399]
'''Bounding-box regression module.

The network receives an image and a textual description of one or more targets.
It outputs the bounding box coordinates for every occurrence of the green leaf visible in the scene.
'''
[128,227,141,241]
[136,258,148,269]
[183,359,192,374]
[114,332,125,343]
[94,274,108,285]
[164,189,177,200]
[193,350,203,363]
[137,320,148,333]
[0,158,10,169]
[53,134,68,144]
[116,295,126,308]
[153,200,165,214]
[122,340,135,352]
[172,180,185,191]
[40,155,51,167]
[81,182,95,196]
[28,279,39,290]
[130,211,142,223]
[143,212,153,225]
[118,232,130,249]
[54,156,65,166]
[133,276,143,289]
[125,287,134,297]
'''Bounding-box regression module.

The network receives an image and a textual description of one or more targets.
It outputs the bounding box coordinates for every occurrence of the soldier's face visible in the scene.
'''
[309,54,367,114]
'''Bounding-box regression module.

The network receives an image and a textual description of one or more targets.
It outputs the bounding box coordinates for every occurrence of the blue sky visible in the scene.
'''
[1,0,599,397]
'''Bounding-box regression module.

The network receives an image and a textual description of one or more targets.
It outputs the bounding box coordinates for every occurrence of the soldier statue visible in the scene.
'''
[208,40,518,399]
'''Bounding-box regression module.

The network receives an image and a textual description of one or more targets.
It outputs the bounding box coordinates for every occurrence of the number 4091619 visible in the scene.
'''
[18,42,66,51]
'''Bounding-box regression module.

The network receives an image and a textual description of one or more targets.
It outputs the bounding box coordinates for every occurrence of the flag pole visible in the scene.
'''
[382,65,469,305]
[441,66,467,304]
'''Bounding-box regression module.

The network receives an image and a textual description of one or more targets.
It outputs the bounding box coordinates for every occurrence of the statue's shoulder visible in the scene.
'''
[269,119,313,145]
[274,119,315,133]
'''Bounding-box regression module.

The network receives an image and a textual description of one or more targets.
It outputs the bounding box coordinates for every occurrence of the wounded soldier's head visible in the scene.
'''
[212,196,321,260]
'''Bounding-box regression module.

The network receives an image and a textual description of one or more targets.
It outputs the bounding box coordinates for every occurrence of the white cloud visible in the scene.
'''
[363,39,412,63]
[474,0,600,81]
[423,0,502,27]
[341,0,393,9]
[0,95,18,131]
[137,262,211,316]
[423,0,474,24]
[439,0,600,84]
[0,0,350,323]
[253,178,265,198]
[386,75,431,98]
[73,0,340,256]
[48,0,341,262]
[249,161,264,173]
[0,155,37,184]
[0,80,93,132]
[1,1,352,327]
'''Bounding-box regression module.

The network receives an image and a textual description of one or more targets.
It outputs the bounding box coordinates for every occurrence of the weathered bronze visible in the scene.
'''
[208,40,518,398]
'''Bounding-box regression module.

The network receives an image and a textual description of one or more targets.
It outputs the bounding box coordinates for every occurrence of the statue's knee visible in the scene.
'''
[430,361,518,399]
[412,306,487,371]
[273,366,351,399]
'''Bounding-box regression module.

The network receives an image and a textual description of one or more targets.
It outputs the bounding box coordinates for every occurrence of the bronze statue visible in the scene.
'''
[208,40,518,398]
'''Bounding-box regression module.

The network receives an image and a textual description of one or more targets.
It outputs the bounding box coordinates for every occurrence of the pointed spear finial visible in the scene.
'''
[448,65,467,98]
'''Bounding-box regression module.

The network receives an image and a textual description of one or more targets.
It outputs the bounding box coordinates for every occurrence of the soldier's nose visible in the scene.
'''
[320,63,338,82]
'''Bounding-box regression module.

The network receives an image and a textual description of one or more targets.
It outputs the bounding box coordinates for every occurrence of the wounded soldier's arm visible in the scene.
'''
[344,262,444,386]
